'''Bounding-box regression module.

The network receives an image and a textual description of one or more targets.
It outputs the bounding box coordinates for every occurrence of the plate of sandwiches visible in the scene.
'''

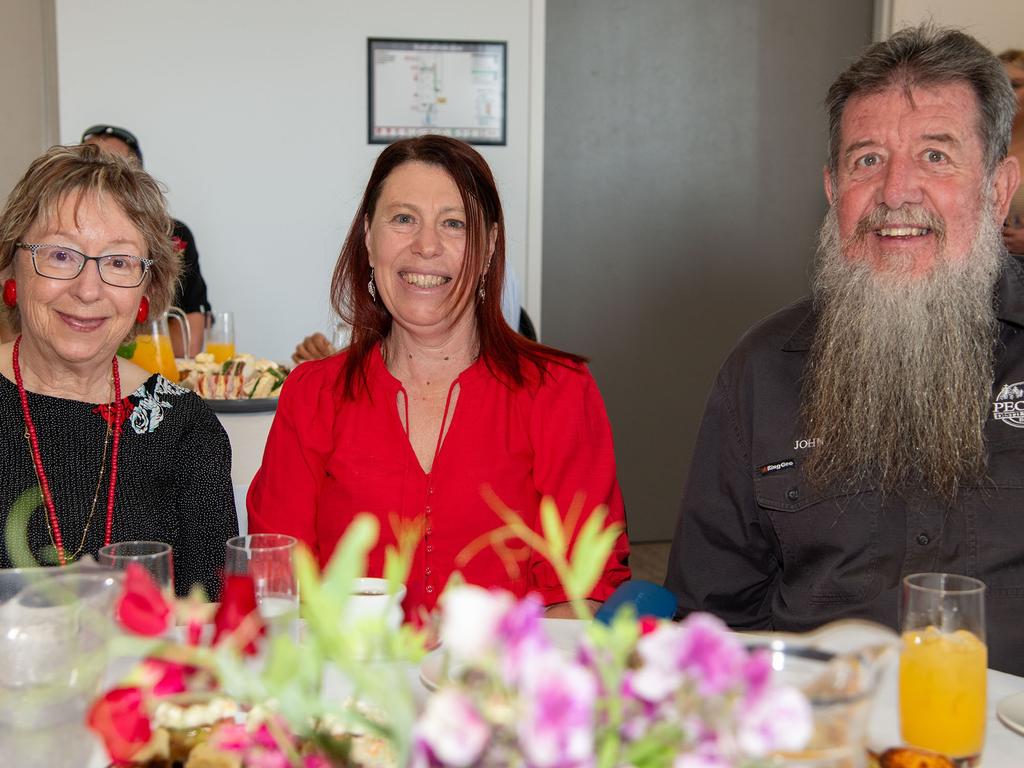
[177,353,290,413]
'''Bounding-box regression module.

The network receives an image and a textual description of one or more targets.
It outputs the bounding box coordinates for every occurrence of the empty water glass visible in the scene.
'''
[225,534,299,640]
[97,540,174,595]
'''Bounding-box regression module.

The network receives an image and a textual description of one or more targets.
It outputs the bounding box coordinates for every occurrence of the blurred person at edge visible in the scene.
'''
[665,25,1024,675]
[80,124,211,356]
[248,135,630,618]
[999,49,1024,254]
[0,145,236,597]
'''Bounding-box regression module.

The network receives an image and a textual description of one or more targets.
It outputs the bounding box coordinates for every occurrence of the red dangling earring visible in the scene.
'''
[136,296,149,324]
[2,279,16,308]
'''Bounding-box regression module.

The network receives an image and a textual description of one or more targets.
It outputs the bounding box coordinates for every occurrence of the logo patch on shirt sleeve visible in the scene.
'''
[757,459,795,475]
[993,381,1024,428]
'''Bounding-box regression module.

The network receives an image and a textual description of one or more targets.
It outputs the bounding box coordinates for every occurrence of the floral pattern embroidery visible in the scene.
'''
[129,376,188,435]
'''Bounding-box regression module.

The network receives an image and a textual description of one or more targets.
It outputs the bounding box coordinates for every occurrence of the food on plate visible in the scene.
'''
[873,747,956,768]
[178,353,289,400]
[134,695,240,767]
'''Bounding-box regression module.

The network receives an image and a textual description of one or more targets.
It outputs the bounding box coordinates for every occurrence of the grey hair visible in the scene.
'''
[826,24,1016,179]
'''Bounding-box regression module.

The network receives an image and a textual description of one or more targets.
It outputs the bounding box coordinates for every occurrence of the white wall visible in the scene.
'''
[0,0,58,199]
[55,0,543,362]
[879,0,1024,51]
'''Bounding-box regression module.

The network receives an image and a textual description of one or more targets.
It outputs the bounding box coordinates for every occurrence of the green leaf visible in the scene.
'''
[539,496,567,560]
[116,340,137,359]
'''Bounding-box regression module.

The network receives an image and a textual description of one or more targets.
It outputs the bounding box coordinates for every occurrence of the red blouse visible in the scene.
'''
[248,345,630,613]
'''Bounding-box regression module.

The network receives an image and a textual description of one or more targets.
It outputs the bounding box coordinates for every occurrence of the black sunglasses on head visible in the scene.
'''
[80,124,143,163]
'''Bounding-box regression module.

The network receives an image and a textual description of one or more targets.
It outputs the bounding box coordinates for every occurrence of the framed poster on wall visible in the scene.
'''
[368,38,507,145]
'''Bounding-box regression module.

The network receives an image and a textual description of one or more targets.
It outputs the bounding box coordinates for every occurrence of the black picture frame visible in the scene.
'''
[367,37,507,146]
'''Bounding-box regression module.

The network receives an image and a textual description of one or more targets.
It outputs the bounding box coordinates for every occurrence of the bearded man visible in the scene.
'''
[665,24,1024,675]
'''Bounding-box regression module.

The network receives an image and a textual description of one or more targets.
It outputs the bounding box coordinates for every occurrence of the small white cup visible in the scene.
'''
[344,577,406,632]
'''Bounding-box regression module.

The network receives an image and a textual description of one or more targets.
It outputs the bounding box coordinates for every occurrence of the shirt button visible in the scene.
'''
[916,533,930,546]
[426,586,434,594]
[425,567,432,575]
[426,544,433,553]
[425,527,432,536]
[425,506,431,514]
[786,488,799,502]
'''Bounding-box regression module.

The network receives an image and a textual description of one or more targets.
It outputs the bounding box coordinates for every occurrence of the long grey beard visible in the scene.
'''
[800,201,1004,501]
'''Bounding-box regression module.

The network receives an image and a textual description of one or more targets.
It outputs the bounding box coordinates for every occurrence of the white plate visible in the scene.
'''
[996,692,1024,737]
[419,647,464,691]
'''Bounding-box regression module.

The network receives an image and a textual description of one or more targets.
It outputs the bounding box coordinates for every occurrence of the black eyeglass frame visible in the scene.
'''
[15,242,153,288]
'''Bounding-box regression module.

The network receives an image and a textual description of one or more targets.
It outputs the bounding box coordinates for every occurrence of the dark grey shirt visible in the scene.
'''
[666,256,1024,676]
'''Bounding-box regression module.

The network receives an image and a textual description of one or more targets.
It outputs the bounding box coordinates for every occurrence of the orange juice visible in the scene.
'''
[900,627,987,759]
[133,334,180,381]
[204,341,236,364]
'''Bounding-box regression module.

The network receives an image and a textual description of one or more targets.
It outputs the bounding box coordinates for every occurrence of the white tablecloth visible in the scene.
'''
[215,410,274,534]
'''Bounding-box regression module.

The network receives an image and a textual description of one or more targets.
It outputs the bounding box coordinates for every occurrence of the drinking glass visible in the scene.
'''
[899,573,987,764]
[97,540,174,595]
[225,534,298,639]
[204,310,236,363]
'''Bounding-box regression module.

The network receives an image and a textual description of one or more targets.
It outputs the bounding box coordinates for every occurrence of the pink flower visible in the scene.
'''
[737,684,813,756]
[517,651,597,768]
[86,686,152,762]
[116,562,172,637]
[741,648,772,703]
[416,688,490,766]
[632,615,748,702]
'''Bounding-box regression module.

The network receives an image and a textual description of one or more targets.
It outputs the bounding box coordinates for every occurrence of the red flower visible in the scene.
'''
[638,616,660,636]
[86,687,152,762]
[138,657,188,696]
[117,562,172,637]
[214,574,263,655]
[171,235,188,252]
[93,399,135,426]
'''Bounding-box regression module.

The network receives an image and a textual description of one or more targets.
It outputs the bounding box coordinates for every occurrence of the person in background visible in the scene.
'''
[249,135,630,618]
[291,267,524,364]
[665,25,1024,675]
[0,145,236,597]
[81,125,211,356]
[999,50,1024,254]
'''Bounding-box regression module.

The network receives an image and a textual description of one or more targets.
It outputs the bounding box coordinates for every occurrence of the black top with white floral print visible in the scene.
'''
[0,373,237,599]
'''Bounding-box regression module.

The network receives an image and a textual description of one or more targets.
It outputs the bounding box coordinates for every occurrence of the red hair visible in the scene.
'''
[331,135,583,398]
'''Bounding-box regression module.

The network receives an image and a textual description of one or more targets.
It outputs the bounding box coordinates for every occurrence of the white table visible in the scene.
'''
[214,410,274,533]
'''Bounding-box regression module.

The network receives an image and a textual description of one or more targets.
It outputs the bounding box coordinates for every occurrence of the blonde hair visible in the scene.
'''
[0,144,181,328]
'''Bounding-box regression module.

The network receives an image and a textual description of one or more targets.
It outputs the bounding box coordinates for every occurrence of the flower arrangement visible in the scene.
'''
[86,500,812,767]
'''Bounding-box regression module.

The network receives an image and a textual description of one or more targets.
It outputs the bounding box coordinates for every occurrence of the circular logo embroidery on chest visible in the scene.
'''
[993,382,1024,428]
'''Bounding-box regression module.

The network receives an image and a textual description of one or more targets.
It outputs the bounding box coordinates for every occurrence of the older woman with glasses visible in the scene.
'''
[0,144,236,597]
[249,135,630,618]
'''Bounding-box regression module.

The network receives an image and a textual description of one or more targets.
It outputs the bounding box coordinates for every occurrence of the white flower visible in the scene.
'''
[416,688,490,766]
[439,585,514,662]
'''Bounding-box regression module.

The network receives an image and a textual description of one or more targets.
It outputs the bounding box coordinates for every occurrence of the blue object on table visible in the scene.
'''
[594,579,678,624]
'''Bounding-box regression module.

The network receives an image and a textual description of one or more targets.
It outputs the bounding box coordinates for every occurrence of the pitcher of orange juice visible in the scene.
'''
[204,310,236,363]
[131,308,190,381]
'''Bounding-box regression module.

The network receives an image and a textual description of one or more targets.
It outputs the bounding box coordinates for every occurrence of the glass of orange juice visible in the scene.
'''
[132,332,180,381]
[899,573,986,765]
[204,311,236,363]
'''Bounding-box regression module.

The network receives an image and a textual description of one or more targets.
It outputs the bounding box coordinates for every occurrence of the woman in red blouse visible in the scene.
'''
[248,136,630,617]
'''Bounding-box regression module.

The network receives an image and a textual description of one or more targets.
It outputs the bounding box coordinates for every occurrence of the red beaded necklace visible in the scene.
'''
[12,335,124,566]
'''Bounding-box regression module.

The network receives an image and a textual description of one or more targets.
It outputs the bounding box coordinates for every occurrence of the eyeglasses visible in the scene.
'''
[15,243,153,288]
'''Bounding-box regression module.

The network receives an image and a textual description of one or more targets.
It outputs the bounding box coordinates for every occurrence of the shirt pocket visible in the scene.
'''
[963,441,1024,599]
[754,471,881,605]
